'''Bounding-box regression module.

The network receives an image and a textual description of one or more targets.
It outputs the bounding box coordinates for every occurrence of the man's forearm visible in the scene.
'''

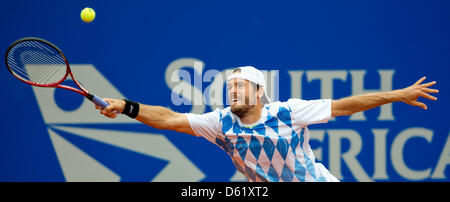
[135,104,178,130]
[332,90,404,117]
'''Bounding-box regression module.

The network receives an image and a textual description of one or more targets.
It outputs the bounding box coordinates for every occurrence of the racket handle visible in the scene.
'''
[89,94,110,108]
[86,94,120,114]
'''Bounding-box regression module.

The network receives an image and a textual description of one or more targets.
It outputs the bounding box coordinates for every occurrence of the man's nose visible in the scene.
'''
[229,85,237,94]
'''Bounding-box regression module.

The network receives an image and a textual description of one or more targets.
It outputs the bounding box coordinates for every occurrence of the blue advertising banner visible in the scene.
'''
[0,0,449,182]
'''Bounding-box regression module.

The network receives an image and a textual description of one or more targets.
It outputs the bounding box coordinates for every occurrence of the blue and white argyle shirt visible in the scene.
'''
[186,99,339,182]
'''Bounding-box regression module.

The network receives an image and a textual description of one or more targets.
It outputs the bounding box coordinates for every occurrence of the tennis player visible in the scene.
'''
[95,66,438,182]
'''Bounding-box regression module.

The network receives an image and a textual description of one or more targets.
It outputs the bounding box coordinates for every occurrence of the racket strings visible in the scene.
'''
[7,45,65,84]
[20,49,64,84]
[25,41,66,83]
[20,41,66,84]
[6,40,67,85]
[9,50,56,82]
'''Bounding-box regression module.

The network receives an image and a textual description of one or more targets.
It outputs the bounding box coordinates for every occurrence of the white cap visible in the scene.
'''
[226,66,270,104]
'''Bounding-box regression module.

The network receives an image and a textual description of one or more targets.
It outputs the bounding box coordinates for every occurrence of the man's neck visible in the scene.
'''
[239,104,264,124]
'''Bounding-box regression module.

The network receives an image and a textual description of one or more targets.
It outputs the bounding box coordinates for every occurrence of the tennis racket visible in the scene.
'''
[4,37,111,109]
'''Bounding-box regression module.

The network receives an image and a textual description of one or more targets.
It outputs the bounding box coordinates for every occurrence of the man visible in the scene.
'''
[96,66,439,182]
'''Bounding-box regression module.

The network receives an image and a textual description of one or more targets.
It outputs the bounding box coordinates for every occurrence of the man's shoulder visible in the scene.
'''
[266,99,302,108]
[266,98,320,114]
[266,98,304,105]
[265,100,293,115]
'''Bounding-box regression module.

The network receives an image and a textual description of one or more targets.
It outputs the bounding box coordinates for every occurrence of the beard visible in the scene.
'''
[230,96,255,118]
[231,104,253,118]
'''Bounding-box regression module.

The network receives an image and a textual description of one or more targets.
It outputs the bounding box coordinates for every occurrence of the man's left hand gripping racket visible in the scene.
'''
[5,37,111,110]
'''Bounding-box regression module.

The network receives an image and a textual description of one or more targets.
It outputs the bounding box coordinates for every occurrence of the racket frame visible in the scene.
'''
[5,37,110,109]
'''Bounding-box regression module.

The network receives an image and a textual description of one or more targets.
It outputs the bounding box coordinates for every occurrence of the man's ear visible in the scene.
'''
[258,87,264,100]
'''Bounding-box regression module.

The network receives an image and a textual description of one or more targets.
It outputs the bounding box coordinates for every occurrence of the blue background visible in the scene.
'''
[0,0,449,181]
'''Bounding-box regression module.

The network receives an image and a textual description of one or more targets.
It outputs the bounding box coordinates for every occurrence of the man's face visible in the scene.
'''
[227,78,259,117]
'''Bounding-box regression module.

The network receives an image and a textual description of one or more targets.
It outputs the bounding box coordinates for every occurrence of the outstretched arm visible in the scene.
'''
[331,76,439,117]
[95,99,196,135]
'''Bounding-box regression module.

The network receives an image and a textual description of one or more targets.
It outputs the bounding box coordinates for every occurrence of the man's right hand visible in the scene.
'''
[94,98,126,119]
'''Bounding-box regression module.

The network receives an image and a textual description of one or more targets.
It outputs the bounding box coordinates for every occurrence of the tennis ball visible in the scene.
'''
[80,7,96,23]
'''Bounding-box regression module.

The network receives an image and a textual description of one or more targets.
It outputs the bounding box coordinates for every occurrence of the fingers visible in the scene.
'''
[410,100,428,110]
[100,108,118,118]
[94,98,111,110]
[418,81,439,100]
[419,92,438,101]
[101,105,117,117]
[414,76,427,85]
[420,81,437,88]
[106,110,118,118]
[405,77,438,110]
[96,98,121,119]
[422,88,439,94]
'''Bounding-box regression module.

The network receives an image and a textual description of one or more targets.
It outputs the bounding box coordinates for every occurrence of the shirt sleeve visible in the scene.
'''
[286,98,332,127]
[185,108,221,143]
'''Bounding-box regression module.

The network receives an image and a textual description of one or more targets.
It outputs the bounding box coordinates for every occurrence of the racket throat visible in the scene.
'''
[85,93,95,100]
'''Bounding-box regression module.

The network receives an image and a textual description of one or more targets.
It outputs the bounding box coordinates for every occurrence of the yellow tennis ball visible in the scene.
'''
[80,7,96,23]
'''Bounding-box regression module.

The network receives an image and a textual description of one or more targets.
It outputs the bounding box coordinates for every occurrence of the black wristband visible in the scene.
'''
[122,99,140,118]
